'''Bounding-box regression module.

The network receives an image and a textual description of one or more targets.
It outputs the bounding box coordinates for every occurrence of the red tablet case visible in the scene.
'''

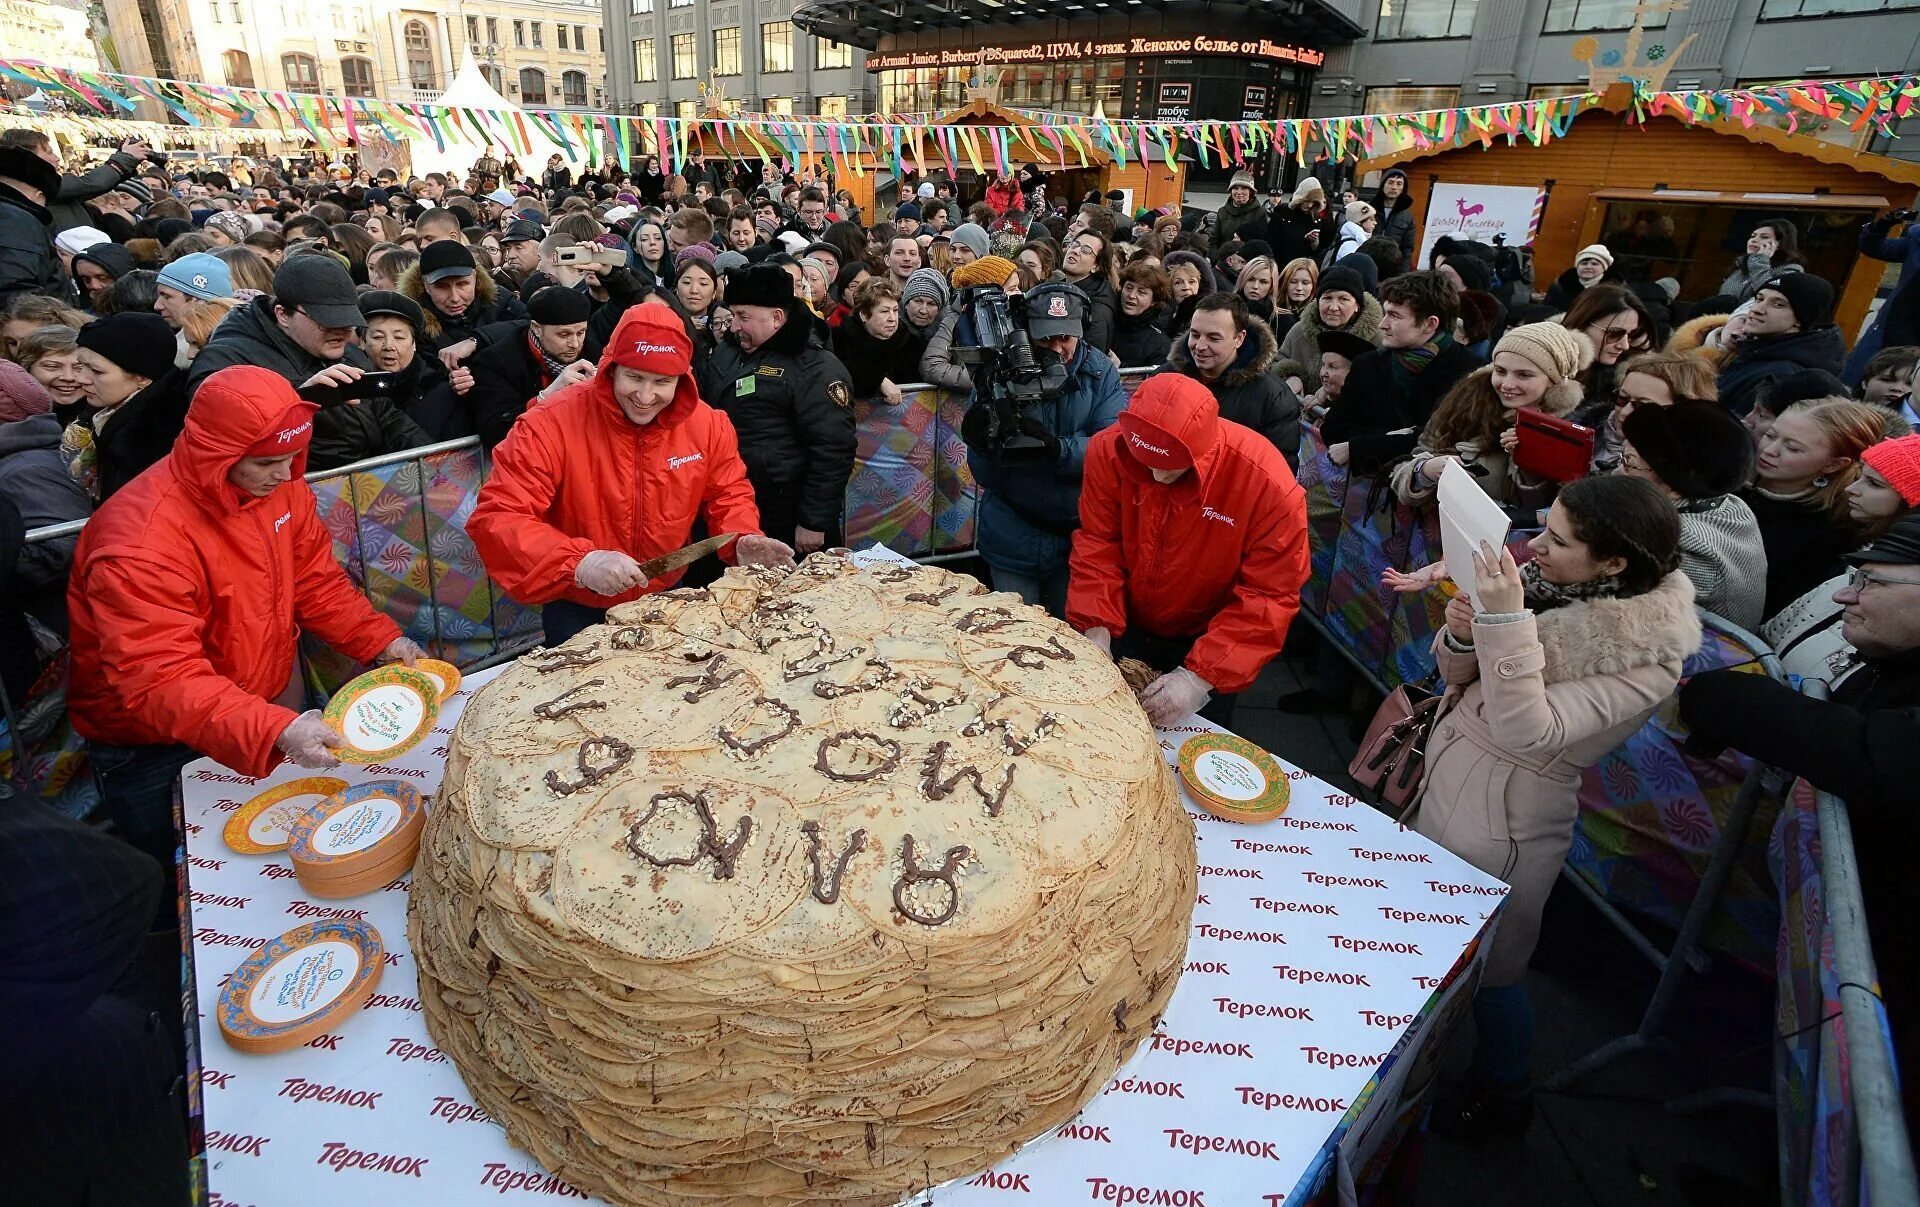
[1513,408,1596,483]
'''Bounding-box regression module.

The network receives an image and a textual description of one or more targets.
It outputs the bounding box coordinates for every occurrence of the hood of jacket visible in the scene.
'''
[1296,291,1384,343]
[172,365,318,517]
[1119,372,1222,488]
[1667,313,1730,362]
[0,411,61,457]
[589,304,701,432]
[398,260,502,338]
[1169,313,1278,390]
[74,241,135,281]
[1533,570,1701,685]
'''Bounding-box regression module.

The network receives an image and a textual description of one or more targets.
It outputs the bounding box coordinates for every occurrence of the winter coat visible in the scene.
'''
[0,413,91,589]
[1719,254,1799,304]
[1321,339,1487,475]
[1674,494,1768,631]
[968,341,1125,580]
[1542,267,1619,313]
[1714,324,1847,417]
[1213,197,1267,247]
[985,177,1023,216]
[1369,181,1417,262]
[1844,214,1920,385]
[1390,366,1582,508]
[305,388,432,473]
[50,151,142,235]
[66,367,401,775]
[1665,313,1735,370]
[93,368,190,502]
[1274,293,1385,392]
[1741,486,1855,620]
[0,183,61,309]
[919,303,977,393]
[1413,571,1699,985]
[1061,272,1118,354]
[1159,316,1302,466]
[1263,206,1323,266]
[470,307,763,611]
[832,318,929,400]
[396,262,529,354]
[696,306,857,538]
[1334,220,1371,262]
[1067,378,1309,694]
[1110,305,1173,370]
[467,322,555,450]
[187,295,374,398]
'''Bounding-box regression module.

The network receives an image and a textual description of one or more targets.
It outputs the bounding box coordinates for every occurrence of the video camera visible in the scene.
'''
[954,284,1071,464]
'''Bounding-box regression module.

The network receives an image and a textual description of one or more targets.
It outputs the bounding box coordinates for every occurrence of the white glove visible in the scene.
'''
[381,636,426,665]
[1139,668,1213,727]
[574,549,647,595]
[733,534,796,569]
[277,709,346,769]
[1083,626,1113,655]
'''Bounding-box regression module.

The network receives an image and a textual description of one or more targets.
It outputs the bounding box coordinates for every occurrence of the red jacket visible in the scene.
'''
[1068,377,1310,694]
[67,366,401,776]
[469,306,762,609]
[985,176,1023,217]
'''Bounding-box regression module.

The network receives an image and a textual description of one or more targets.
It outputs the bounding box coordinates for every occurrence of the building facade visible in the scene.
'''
[0,0,98,81]
[600,0,871,121]
[96,0,608,119]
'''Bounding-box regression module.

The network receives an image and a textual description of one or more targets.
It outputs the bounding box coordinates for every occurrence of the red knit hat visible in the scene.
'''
[1862,434,1920,507]
[1116,410,1193,472]
[247,401,318,457]
[607,302,692,377]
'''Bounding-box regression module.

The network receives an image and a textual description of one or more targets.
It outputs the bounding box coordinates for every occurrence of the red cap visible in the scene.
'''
[1116,410,1193,472]
[246,401,318,458]
[607,302,692,377]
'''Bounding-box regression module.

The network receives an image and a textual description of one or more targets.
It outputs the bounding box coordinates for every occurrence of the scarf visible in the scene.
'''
[528,329,568,390]
[1519,561,1621,612]
[1393,332,1448,378]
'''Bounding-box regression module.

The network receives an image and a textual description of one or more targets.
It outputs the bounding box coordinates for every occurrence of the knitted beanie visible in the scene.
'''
[674,242,717,271]
[77,312,177,383]
[950,255,1018,290]
[1575,243,1614,270]
[0,359,51,423]
[1861,434,1920,507]
[1757,272,1836,329]
[1494,321,1593,384]
[948,222,990,260]
[902,267,950,309]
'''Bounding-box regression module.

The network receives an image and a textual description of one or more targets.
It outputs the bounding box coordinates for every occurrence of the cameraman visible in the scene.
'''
[1844,206,1918,387]
[964,280,1124,617]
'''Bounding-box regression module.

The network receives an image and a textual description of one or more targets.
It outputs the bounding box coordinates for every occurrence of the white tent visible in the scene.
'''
[403,51,593,180]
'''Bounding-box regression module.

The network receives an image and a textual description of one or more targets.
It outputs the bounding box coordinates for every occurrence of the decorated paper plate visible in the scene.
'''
[1177,732,1291,823]
[222,776,349,855]
[321,665,440,762]
[217,919,384,1054]
[414,658,462,702]
[288,780,426,876]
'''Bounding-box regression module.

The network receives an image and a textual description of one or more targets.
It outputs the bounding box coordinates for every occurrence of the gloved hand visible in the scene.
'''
[1017,415,1063,461]
[574,549,647,595]
[1139,667,1212,727]
[277,709,345,769]
[382,636,426,665]
[734,534,796,569]
[1083,626,1112,656]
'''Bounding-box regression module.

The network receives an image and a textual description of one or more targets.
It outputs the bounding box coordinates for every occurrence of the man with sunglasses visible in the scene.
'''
[1680,512,1920,1117]
[186,255,373,398]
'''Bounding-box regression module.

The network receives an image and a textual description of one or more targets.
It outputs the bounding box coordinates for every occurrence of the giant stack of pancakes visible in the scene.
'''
[410,553,1196,1204]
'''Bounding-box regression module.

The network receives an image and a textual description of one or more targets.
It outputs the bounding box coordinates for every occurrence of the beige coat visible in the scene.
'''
[1411,572,1700,985]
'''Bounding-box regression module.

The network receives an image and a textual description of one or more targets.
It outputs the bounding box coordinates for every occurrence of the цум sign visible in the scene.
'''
[1416,182,1543,267]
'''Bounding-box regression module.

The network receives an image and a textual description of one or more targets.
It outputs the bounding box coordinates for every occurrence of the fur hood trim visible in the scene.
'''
[1168,313,1277,387]
[1667,313,1732,367]
[1534,571,1700,685]
[1296,292,1384,343]
[397,260,500,338]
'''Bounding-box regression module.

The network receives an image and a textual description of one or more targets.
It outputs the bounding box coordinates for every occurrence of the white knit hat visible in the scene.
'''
[1493,320,1596,413]
[1575,243,1614,270]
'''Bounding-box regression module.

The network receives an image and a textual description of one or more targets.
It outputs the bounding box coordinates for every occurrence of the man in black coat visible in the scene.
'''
[0,144,63,309]
[399,240,530,363]
[1158,292,1302,467]
[1320,270,1484,475]
[188,256,372,397]
[469,286,595,449]
[1679,514,1920,1131]
[698,264,856,554]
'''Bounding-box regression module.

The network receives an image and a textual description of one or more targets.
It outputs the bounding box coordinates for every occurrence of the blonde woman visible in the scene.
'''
[1280,257,1318,309]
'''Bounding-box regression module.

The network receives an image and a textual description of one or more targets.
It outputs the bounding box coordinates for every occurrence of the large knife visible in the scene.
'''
[638,532,743,581]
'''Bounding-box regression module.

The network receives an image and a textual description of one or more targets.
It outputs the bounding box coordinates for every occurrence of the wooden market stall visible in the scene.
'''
[1358,83,1920,340]
[680,98,1186,220]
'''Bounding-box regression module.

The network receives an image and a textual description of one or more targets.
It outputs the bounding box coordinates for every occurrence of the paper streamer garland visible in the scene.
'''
[1,60,1912,180]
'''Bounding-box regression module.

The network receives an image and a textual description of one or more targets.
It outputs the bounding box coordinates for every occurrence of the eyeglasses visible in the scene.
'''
[1847,567,1920,592]
[1587,322,1647,348]
[1615,391,1661,409]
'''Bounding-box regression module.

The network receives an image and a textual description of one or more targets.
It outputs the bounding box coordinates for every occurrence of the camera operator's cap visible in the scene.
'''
[420,240,477,284]
[272,255,363,328]
[1024,282,1091,339]
[358,289,424,332]
[501,218,545,245]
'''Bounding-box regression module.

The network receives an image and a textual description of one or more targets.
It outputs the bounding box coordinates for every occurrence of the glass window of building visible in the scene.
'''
[531,23,543,49]
[482,64,504,91]
[465,16,479,44]
[765,97,793,115]
[558,26,569,50]
[486,17,498,45]
[1761,0,1916,13]
[1543,0,1665,29]
[1365,85,1461,113]
[816,38,852,69]
[634,38,657,81]
[405,21,435,89]
[669,0,691,7]
[520,68,547,104]
[513,20,526,47]
[817,95,847,118]
[1527,84,1589,99]
[342,57,375,97]
[1374,0,1479,39]
[671,33,696,79]
[640,102,659,118]
[222,50,254,87]
[714,27,741,76]
[281,53,319,93]
[630,0,652,11]
[762,20,793,73]
[563,70,588,107]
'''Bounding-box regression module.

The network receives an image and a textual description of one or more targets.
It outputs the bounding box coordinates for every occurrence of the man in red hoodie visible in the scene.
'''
[470,302,793,645]
[68,365,422,876]
[1068,373,1310,726]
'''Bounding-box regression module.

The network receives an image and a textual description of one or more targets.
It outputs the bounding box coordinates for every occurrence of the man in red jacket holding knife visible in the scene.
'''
[1068,373,1310,726]
[471,303,793,645]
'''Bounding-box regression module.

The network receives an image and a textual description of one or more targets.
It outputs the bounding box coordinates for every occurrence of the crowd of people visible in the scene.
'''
[3,125,1918,1197]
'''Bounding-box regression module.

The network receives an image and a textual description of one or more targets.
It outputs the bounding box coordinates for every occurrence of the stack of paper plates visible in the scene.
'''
[287,780,426,897]
[222,776,349,855]
[217,919,384,1053]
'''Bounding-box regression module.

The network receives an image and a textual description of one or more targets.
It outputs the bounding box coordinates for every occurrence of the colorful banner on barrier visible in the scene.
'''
[1,59,1912,178]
